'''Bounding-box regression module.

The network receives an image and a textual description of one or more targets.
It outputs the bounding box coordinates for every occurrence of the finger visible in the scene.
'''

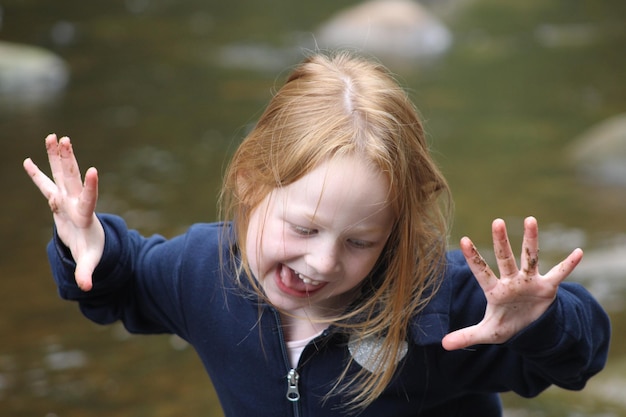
[520,216,540,276]
[544,248,584,286]
[75,260,94,291]
[460,237,497,291]
[442,324,482,351]
[45,133,65,187]
[492,218,518,278]
[77,167,99,218]
[59,136,84,196]
[23,158,58,200]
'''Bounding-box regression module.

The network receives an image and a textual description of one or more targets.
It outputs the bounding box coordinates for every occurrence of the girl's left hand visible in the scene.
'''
[441,216,583,351]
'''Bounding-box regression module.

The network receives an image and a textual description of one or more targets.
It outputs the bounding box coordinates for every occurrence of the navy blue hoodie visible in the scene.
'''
[48,214,610,416]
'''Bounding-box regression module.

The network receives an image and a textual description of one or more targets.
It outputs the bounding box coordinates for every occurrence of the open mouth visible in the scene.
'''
[276,265,327,297]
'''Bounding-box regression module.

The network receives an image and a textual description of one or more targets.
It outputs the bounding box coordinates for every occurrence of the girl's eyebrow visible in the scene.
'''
[343,224,391,237]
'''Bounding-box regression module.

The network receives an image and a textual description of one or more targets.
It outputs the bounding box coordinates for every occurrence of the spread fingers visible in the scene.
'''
[492,219,518,278]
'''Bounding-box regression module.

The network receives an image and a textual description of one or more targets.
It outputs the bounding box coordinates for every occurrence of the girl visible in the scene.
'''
[23,52,609,416]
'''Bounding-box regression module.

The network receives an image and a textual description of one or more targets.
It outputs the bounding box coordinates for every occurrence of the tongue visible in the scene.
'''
[280,265,316,293]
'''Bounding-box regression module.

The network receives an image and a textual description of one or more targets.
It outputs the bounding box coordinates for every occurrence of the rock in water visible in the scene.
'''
[569,114,626,187]
[0,41,69,108]
[315,0,452,61]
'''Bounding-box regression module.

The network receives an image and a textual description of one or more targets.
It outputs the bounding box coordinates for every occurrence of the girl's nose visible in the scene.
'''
[305,240,341,276]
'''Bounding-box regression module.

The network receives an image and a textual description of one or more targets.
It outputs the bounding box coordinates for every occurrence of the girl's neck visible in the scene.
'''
[281,313,329,342]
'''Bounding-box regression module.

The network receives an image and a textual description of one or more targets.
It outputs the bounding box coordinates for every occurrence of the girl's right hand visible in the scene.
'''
[23,134,104,291]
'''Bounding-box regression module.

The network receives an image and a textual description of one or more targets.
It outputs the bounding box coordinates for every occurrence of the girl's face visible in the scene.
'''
[245,155,394,320]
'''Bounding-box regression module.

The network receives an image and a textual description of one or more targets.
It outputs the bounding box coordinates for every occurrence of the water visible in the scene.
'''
[1,0,625,415]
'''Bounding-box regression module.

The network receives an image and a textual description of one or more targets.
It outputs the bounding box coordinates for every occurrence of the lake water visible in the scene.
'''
[1,0,625,415]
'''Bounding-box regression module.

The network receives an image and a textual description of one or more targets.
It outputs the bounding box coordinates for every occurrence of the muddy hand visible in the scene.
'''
[23,134,105,291]
[441,216,583,351]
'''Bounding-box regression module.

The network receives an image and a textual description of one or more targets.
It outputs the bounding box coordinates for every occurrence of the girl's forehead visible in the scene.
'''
[291,156,385,194]
[270,156,394,228]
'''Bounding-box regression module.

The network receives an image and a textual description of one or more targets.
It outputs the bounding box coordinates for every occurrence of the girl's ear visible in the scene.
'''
[421,179,443,194]
[236,169,271,210]
[235,169,253,202]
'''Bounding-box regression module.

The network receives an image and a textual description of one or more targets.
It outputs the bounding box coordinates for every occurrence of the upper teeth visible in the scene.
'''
[298,273,321,286]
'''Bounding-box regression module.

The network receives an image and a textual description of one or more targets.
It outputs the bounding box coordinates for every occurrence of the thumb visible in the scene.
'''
[74,258,97,291]
[441,325,480,351]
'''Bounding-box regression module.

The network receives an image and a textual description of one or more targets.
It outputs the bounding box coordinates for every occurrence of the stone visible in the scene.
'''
[315,0,452,61]
[569,114,626,187]
[0,41,69,108]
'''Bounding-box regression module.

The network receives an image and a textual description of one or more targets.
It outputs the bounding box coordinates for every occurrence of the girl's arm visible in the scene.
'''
[24,134,225,338]
[23,134,104,291]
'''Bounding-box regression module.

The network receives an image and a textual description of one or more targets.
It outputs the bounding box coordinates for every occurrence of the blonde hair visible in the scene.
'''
[220,51,452,410]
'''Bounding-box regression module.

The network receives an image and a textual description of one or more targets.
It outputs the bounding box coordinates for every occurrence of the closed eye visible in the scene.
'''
[347,239,375,249]
[292,225,318,236]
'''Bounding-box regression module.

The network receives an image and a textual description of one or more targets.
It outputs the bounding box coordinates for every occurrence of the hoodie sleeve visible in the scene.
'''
[503,281,611,392]
[426,250,610,397]
[46,213,227,340]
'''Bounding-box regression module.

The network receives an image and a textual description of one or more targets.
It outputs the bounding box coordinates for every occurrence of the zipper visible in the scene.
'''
[286,368,301,402]
[272,308,302,417]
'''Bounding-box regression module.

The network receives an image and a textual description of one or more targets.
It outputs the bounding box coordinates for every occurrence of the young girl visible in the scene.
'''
[23,52,609,416]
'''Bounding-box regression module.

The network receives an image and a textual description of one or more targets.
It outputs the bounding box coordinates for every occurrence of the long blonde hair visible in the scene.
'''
[220,51,452,410]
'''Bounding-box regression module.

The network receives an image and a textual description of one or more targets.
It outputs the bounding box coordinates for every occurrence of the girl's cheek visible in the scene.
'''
[279,238,301,258]
[356,254,381,278]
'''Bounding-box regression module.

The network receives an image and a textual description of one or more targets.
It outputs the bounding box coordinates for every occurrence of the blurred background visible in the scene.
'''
[1,0,625,415]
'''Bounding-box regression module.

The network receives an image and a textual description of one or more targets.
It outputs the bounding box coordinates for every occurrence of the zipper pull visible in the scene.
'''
[286,368,300,402]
